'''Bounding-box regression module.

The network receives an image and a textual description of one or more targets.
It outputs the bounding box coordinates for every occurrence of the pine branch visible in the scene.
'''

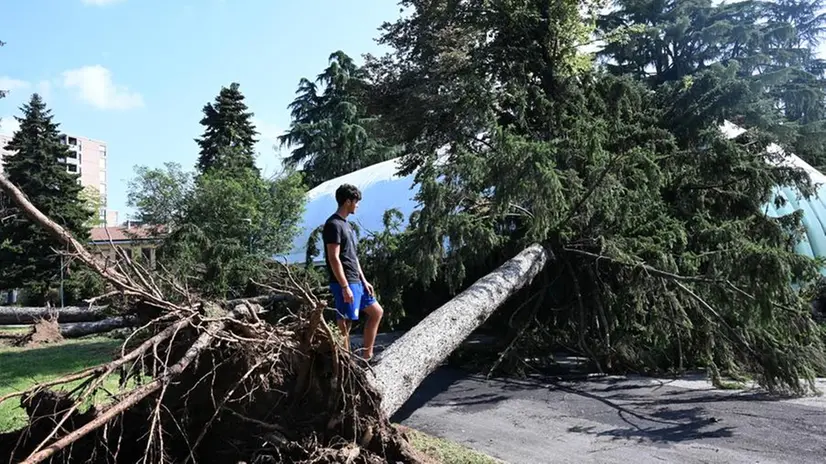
[564,247,804,313]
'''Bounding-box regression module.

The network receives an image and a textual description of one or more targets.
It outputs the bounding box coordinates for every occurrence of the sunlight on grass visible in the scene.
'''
[0,337,123,432]
[401,426,503,464]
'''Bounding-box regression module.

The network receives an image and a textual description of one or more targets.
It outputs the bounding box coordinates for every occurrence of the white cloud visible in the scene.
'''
[81,0,125,6]
[62,65,144,110]
[0,76,30,94]
[0,116,21,136]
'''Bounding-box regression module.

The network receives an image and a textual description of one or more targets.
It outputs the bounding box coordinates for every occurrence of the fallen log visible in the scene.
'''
[58,316,136,338]
[369,243,552,417]
[0,306,108,325]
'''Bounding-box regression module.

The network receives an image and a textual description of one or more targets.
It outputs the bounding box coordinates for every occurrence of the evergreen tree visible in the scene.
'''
[597,0,826,166]
[366,0,825,391]
[195,82,259,176]
[0,94,94,302]
[279,51,396,188]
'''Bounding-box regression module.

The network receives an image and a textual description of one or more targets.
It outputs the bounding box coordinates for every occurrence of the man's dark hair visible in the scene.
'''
[335,183,362,206]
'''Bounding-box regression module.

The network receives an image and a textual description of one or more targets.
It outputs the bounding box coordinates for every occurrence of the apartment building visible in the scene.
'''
[0,132,117,225]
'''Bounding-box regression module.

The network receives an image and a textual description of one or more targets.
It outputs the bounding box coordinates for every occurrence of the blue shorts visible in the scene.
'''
[329,282,377,321]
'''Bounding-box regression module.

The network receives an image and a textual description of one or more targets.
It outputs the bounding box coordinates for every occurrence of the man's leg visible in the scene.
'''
[331,283,359,352]
[360,301,384,359]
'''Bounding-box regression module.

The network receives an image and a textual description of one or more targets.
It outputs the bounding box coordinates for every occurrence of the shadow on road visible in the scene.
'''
[392,368,484,421]
[553,381,736,443]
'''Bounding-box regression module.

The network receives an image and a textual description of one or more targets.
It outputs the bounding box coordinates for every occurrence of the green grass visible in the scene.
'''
[403,426,503,464]
[0,337,499,463]
[0,336,122,431]
[0,325,30,335]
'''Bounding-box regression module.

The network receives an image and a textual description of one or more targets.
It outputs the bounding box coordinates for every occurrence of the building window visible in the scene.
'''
[67,164,77,173]
[68,137,77,146]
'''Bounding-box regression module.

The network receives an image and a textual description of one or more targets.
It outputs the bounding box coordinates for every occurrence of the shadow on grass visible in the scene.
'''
[0,339,120,390]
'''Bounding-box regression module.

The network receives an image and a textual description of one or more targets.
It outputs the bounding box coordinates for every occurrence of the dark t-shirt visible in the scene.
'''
[322,213,360,284]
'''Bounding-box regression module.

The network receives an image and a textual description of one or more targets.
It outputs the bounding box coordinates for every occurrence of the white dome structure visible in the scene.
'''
[720,121,826,274]
[277,157,420,264]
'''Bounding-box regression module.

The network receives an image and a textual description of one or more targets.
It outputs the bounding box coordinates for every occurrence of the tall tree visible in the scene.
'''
[0,94,94,301]
[597,0,826,166]
[279,51,396,188]
[195,82,259,176]
[367,0,825,391]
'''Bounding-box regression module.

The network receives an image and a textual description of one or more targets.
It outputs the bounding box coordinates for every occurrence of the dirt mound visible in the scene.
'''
[15,317,64,348]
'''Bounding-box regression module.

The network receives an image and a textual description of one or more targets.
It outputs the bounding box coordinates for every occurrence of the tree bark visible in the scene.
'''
[369,243,552,417]
[0,306,108,325]
[58,316,135,338]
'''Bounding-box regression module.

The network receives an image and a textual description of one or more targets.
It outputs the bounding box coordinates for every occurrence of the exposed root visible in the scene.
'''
[0,174,426,464]
[1,305,426,463]
[15,317,64,348]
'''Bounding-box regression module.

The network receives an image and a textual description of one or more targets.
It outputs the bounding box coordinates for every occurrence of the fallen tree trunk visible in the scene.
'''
[0,172,550,463]
[0,306,108,325]
[58,316,136,338]
[369,243,552,417]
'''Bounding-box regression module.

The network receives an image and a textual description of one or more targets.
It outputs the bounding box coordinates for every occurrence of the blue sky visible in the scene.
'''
[0,0,403,222]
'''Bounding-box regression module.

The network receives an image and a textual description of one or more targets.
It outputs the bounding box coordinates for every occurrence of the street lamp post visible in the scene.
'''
[59,254,64,308]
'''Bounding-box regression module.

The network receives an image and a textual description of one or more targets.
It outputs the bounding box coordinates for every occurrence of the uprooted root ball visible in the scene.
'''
[14,317,64,348]
[0,310,428,464]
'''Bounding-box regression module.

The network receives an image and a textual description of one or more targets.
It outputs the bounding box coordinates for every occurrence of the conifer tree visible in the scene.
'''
[365,0,826,392]
[597,0,826,166]
[0,94,93,301]
[280,51,396,187]
[195,82,259,176]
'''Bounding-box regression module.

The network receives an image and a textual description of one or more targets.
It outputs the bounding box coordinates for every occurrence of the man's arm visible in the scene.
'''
[323,221,350,288]
[357,260,368,282]
[356,259,374,295]
[326,243,349,287]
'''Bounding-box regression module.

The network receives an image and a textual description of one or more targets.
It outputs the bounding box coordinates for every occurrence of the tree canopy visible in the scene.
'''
[195,82,260,177]
[130,84,306,299]
[325,0,826,392]
[279,51,398,188]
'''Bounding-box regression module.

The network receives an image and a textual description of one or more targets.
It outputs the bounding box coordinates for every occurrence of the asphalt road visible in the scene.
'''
[393,369,826,464]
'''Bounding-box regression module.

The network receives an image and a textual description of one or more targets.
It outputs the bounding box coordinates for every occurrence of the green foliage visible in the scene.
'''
[128,82,307,299]
[195,82,259,177]
[127,162,194,227]
[146,168,306,299]
[363,0,826,393]
[597,0,826,167]
[62,266,105,306]
[280,51,398,188]
[79,186,104,228]
[0,94,94,303]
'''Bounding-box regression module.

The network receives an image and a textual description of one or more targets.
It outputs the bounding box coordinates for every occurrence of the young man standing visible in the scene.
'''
[323,183,384,360]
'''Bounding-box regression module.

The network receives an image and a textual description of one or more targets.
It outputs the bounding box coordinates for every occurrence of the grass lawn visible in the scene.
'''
[0,335,499,464]
[0,336,123,431]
